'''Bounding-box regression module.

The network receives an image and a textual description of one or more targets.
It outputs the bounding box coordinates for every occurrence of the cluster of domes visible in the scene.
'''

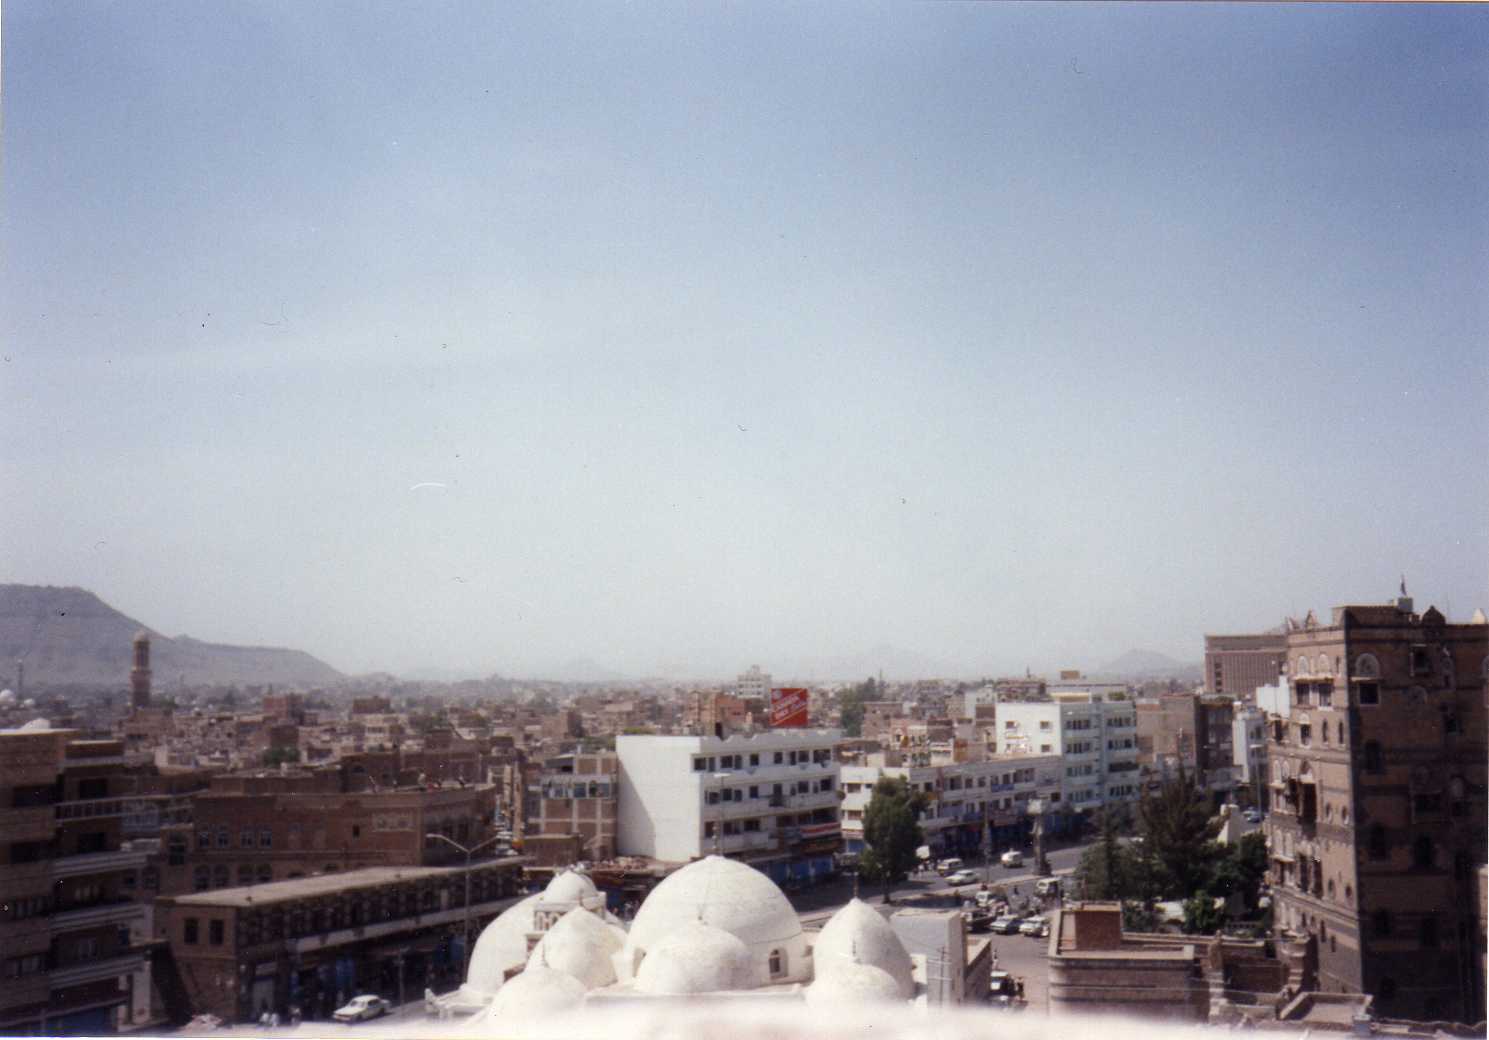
[461,856,916,1014]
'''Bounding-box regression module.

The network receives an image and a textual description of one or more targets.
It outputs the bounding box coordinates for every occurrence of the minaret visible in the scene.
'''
[130,631,152,709]
[15,660,22,700]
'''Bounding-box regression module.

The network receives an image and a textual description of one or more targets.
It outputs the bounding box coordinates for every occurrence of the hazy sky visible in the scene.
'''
[4,3,1487,680]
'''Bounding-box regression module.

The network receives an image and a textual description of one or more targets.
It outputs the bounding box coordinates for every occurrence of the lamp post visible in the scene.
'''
[424,831,504,986]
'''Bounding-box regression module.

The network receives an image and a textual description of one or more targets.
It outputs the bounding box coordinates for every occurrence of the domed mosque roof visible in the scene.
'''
[527,907,627,990]
[811,898,915,999]
[479,965,587,1028]
[18,718,51,732]
[634,922,754,996]
[804,962,905,1007]
[465,893,544,996]
[542,869,600,905]
[623,855,809,990]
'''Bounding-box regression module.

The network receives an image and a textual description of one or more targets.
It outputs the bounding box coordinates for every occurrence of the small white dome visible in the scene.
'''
[543,869,599,904]
[480,965,586,1024]
[804,962,904,1007]
[0,689,15,703]
[18,718,50,732]
[634,923,753,995]
[812,898,915,998]
[465,893,542,995]
[527,907,626,990]
[625,856,807,987]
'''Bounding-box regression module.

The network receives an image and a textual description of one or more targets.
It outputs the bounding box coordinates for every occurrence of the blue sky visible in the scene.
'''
[4,3,1487,679]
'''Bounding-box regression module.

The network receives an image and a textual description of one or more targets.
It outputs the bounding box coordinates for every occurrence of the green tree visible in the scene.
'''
[1137,766,1222,897]
[1121,900,1161,933]
[261,746,301,767]
[1075,809,1131,899]
[859,776,926,903]
[1182,894,1224,935]
[838,677,879,738]
[1208,831,1269,911]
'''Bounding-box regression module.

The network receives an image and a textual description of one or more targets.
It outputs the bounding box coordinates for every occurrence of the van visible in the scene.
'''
[1034,877,1060,898]
[1000,850,1024,869]
[936,858,964,876]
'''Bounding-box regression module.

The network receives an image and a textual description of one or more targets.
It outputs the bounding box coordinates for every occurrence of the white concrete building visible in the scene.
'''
[615,730,843,887]
[1231,704,1269,807]
[992,692,1140,815]
[734,665,772,701]
[839,754,1061,856]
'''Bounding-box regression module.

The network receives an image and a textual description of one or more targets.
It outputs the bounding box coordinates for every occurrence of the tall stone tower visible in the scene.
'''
[130,631,152,709]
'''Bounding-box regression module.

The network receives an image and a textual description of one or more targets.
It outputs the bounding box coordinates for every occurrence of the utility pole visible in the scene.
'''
[424,831,504,987]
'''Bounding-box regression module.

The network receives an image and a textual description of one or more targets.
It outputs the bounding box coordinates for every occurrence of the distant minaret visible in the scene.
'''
[15,659,23,700]
[130,631,153,709]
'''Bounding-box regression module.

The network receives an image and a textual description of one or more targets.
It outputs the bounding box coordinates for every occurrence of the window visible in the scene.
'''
[1419,915,1438,948]
[241,827,254,848]
[1410,646,1429,676]
[1368,825,1387,860]
[1363,741,1383,774]
[1299,724,1311,747]
[259,828,272,848]
[1294,682,1310,706]
[1336,721,1344,745]
[1412,835,1433,869]
[213,864,229,888]
[1356,682,1379,706]
[216,826,230,848]
[238,864,253,884]
[749,754,759,767]
[692,757,707,773]
[77,777,108,800]
[209,919,224,945]
[774,752,784,764]
[768,948,785,977]
[257,863,272,883]
[1373,909,1392,937]
[184,918,199,944]
[1038,721,1051,731]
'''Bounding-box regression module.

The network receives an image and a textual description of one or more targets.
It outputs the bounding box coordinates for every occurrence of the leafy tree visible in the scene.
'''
[1182,894,1224,935]
[1208,831,1269,911]
[859,776,926,903]
[1137,765,1222,897]
[1075,809,1132,899]
[1121,900,1161,933]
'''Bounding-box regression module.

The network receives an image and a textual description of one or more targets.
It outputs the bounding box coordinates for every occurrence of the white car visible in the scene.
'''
[333,995,391,1023]
[1019,915,1049,937]
[944,869,979,886]
[999,850,1024,869]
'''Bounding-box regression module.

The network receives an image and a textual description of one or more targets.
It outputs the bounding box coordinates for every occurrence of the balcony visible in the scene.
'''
[48,951,146,988]
[50,848,148,880]
[50,900,144,933]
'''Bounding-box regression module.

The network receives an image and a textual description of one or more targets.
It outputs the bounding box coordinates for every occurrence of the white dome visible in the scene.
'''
[812,898,915,998]
[480,965,586,1025]
[634,923,754,995]
[465,893,542,995]
[18,718,50,732]
[527,907,626,990]
[543,869,599,904]
[0,689,15,703]
[804,962,904,1007]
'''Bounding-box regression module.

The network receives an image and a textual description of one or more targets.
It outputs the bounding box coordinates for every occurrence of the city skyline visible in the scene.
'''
[5,4,1487,679]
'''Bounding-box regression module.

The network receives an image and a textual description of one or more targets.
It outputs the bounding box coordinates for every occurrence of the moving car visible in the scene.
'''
[1243,808,1262,824]
[988,970,1026,1009]
[999,850,1024,869]
[944,869,979,886]
[974,889,1001,908]
[936,858,964,876]
[965,907,994,933]
[1019,915,1049,938]
[333,995,391,1023]
[990,914,1024,934]
[1034,877,1061,898]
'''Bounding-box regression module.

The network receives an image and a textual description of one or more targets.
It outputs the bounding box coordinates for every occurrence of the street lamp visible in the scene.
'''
[424,831,505,985]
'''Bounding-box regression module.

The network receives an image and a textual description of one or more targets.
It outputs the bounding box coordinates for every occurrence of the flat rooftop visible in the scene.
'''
[170,856,526,908]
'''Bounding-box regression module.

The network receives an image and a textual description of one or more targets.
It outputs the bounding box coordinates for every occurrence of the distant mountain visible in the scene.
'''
[1095,648,1201,680]
[0,584,342,690]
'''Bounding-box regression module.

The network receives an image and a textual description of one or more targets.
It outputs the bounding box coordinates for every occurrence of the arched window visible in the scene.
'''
[216,825,230,848]
[768,948,785,978]
[1412,835,1433,869]
[212,864,229,888]
[1336,721,1344,745]
[193,865,210,892]
[256,863,272,883]
[238,864,253,884]
[1354,653,1380,679]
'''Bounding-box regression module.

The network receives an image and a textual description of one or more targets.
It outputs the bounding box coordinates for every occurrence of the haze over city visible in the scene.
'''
[4,3,1486,679]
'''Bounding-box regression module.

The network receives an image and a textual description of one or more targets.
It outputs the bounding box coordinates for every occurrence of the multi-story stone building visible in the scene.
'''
[1261,595,1487,1023]
[615,730,842,887]
[522,752,618,862]
[1204,631,1287,700]
[840,753,1063,856]
[0,725,151,1033]
[734,665,772,701]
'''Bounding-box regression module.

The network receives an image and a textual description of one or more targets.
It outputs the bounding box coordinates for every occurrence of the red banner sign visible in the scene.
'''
[769,687,809,728]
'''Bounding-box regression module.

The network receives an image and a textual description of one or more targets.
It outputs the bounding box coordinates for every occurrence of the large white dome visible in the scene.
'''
[465,893,542,996]
[543,870,599,905]
[528,907,626,990]
[479,965,586,1027]
[812,898,915,998]
[634,923,754,996]
[623,856,809,988]
[804,962,904,1007]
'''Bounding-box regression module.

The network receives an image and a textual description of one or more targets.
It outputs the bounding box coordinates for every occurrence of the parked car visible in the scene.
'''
[999,850,1024,869]
[1019,915,1049,937]
[988,970,1026,1009]
[990,914,1024,934]
[1034,877,1061,898]
[965,907,994,933]
[944,869,979,886]
[974,889,1001,908]
[333,995,391,1023]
